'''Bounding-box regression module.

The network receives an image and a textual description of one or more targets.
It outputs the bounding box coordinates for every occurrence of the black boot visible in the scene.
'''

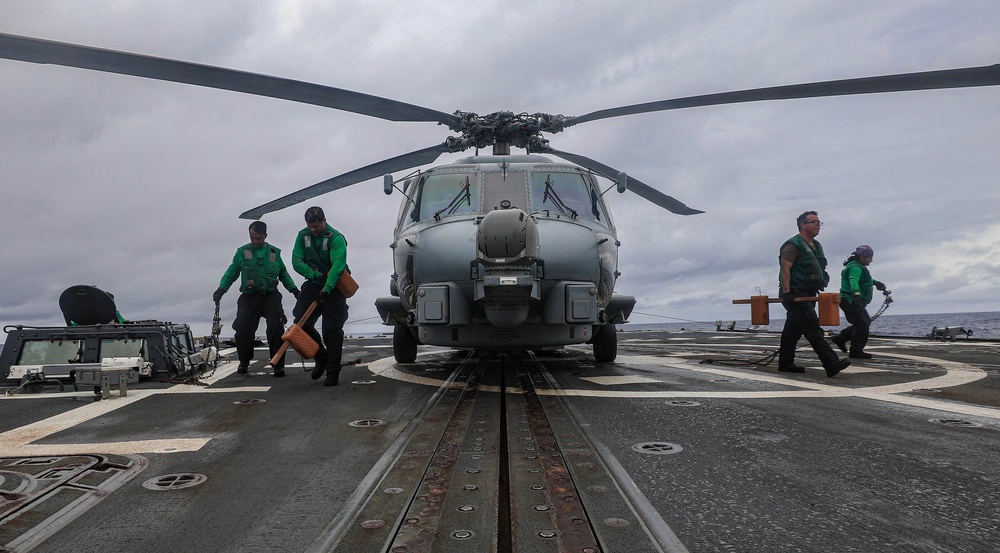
[311,350,327,380]
[323,369,340,387]
[778,365,806,373]
[824,357,851,377]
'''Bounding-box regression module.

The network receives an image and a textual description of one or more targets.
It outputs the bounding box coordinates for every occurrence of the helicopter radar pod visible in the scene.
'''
[375,154,633,362]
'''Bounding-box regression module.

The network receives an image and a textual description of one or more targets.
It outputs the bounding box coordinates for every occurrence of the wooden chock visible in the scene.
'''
[271,300,320,365]
[817,292,840,326]
[750,295,770,325]
[733,295,782,325]
[734,293,840,327]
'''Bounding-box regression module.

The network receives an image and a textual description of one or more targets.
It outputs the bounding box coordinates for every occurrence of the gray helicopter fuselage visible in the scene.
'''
[376,155,635,352]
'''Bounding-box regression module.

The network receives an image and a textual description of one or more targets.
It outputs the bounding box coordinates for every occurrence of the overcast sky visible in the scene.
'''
[2,1,999,338]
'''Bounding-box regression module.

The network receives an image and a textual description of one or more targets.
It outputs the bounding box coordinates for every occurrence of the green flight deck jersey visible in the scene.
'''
[779,234,829,293]
[219,243,297,295]
[291,224,348,294]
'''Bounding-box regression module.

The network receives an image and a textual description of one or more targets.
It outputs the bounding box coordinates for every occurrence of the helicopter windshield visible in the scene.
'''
[412,173,479,222]
[530,172,607,224]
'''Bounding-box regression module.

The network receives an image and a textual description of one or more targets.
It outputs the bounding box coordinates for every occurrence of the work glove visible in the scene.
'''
[290,288,300,299]
[317,290,331,304]
[213,288,225,304]
[874,281,886,291]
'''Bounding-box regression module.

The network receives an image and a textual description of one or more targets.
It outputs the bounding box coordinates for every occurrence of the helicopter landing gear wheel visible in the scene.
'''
[593,322,617,362]
[393,324,418,363]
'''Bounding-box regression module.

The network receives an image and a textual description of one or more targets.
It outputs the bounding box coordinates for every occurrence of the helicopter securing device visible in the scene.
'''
[2,32,998,362]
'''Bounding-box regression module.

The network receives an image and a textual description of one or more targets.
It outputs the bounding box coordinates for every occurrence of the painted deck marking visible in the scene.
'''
[579,375,661,385]
[369,351,999,421]
[0,361,271,456]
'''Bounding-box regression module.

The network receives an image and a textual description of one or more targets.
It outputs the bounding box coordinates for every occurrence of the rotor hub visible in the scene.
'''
[450,111,565,152]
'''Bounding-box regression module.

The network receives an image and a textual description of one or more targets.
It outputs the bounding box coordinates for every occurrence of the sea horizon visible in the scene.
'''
[3,310,999,347]
[624,310,1000,341]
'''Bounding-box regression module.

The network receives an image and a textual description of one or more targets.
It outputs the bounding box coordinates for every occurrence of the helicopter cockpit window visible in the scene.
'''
[530,172,608,224]
[412,173,479,222]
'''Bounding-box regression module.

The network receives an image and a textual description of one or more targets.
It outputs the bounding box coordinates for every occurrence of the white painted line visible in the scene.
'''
[367,350,1000,420]
[3,439,212,457]
[579,375,661,385]
[0,366,272,455]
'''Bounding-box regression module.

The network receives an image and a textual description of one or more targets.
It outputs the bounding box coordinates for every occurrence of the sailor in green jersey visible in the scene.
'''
[777,211,851,377]
[214,221,299,377]
[291,206,350,387]
[831,245,886,359]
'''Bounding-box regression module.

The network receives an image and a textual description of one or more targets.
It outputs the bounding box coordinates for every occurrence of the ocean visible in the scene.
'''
[4,312,999,348]
[625,311,1000,340]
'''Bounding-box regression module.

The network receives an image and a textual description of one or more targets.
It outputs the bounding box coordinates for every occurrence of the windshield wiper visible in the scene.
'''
[433,176,472,221]
[541,175,577,218]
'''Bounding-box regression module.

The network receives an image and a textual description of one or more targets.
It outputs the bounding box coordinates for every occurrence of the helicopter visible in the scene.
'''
[2,32,998,363]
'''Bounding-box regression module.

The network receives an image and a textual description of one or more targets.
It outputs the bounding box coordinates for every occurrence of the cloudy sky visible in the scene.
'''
[2,1,998,338]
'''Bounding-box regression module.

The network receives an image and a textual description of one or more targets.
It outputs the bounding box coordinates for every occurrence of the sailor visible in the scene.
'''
[831,245,886,359]
[290,206,350,387]
[777,211,851,377]
[214,221,299,377]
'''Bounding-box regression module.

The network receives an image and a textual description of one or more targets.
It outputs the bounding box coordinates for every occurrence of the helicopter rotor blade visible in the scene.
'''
[564,63,1000,127]
[545,149,703,215]
[0,32,461,127]
[239,143,452,220]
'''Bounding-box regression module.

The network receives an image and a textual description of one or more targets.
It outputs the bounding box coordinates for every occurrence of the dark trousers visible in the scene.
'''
[292,281,349,372]
[834,299,871,353]
[233,291,288,370]
[779,297,839,368]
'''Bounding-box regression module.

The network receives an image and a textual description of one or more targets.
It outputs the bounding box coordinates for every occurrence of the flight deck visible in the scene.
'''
[2,330,998,552]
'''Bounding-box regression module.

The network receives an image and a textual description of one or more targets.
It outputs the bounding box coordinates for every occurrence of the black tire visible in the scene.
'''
[593,323,617,362]
[393,324,418,363]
